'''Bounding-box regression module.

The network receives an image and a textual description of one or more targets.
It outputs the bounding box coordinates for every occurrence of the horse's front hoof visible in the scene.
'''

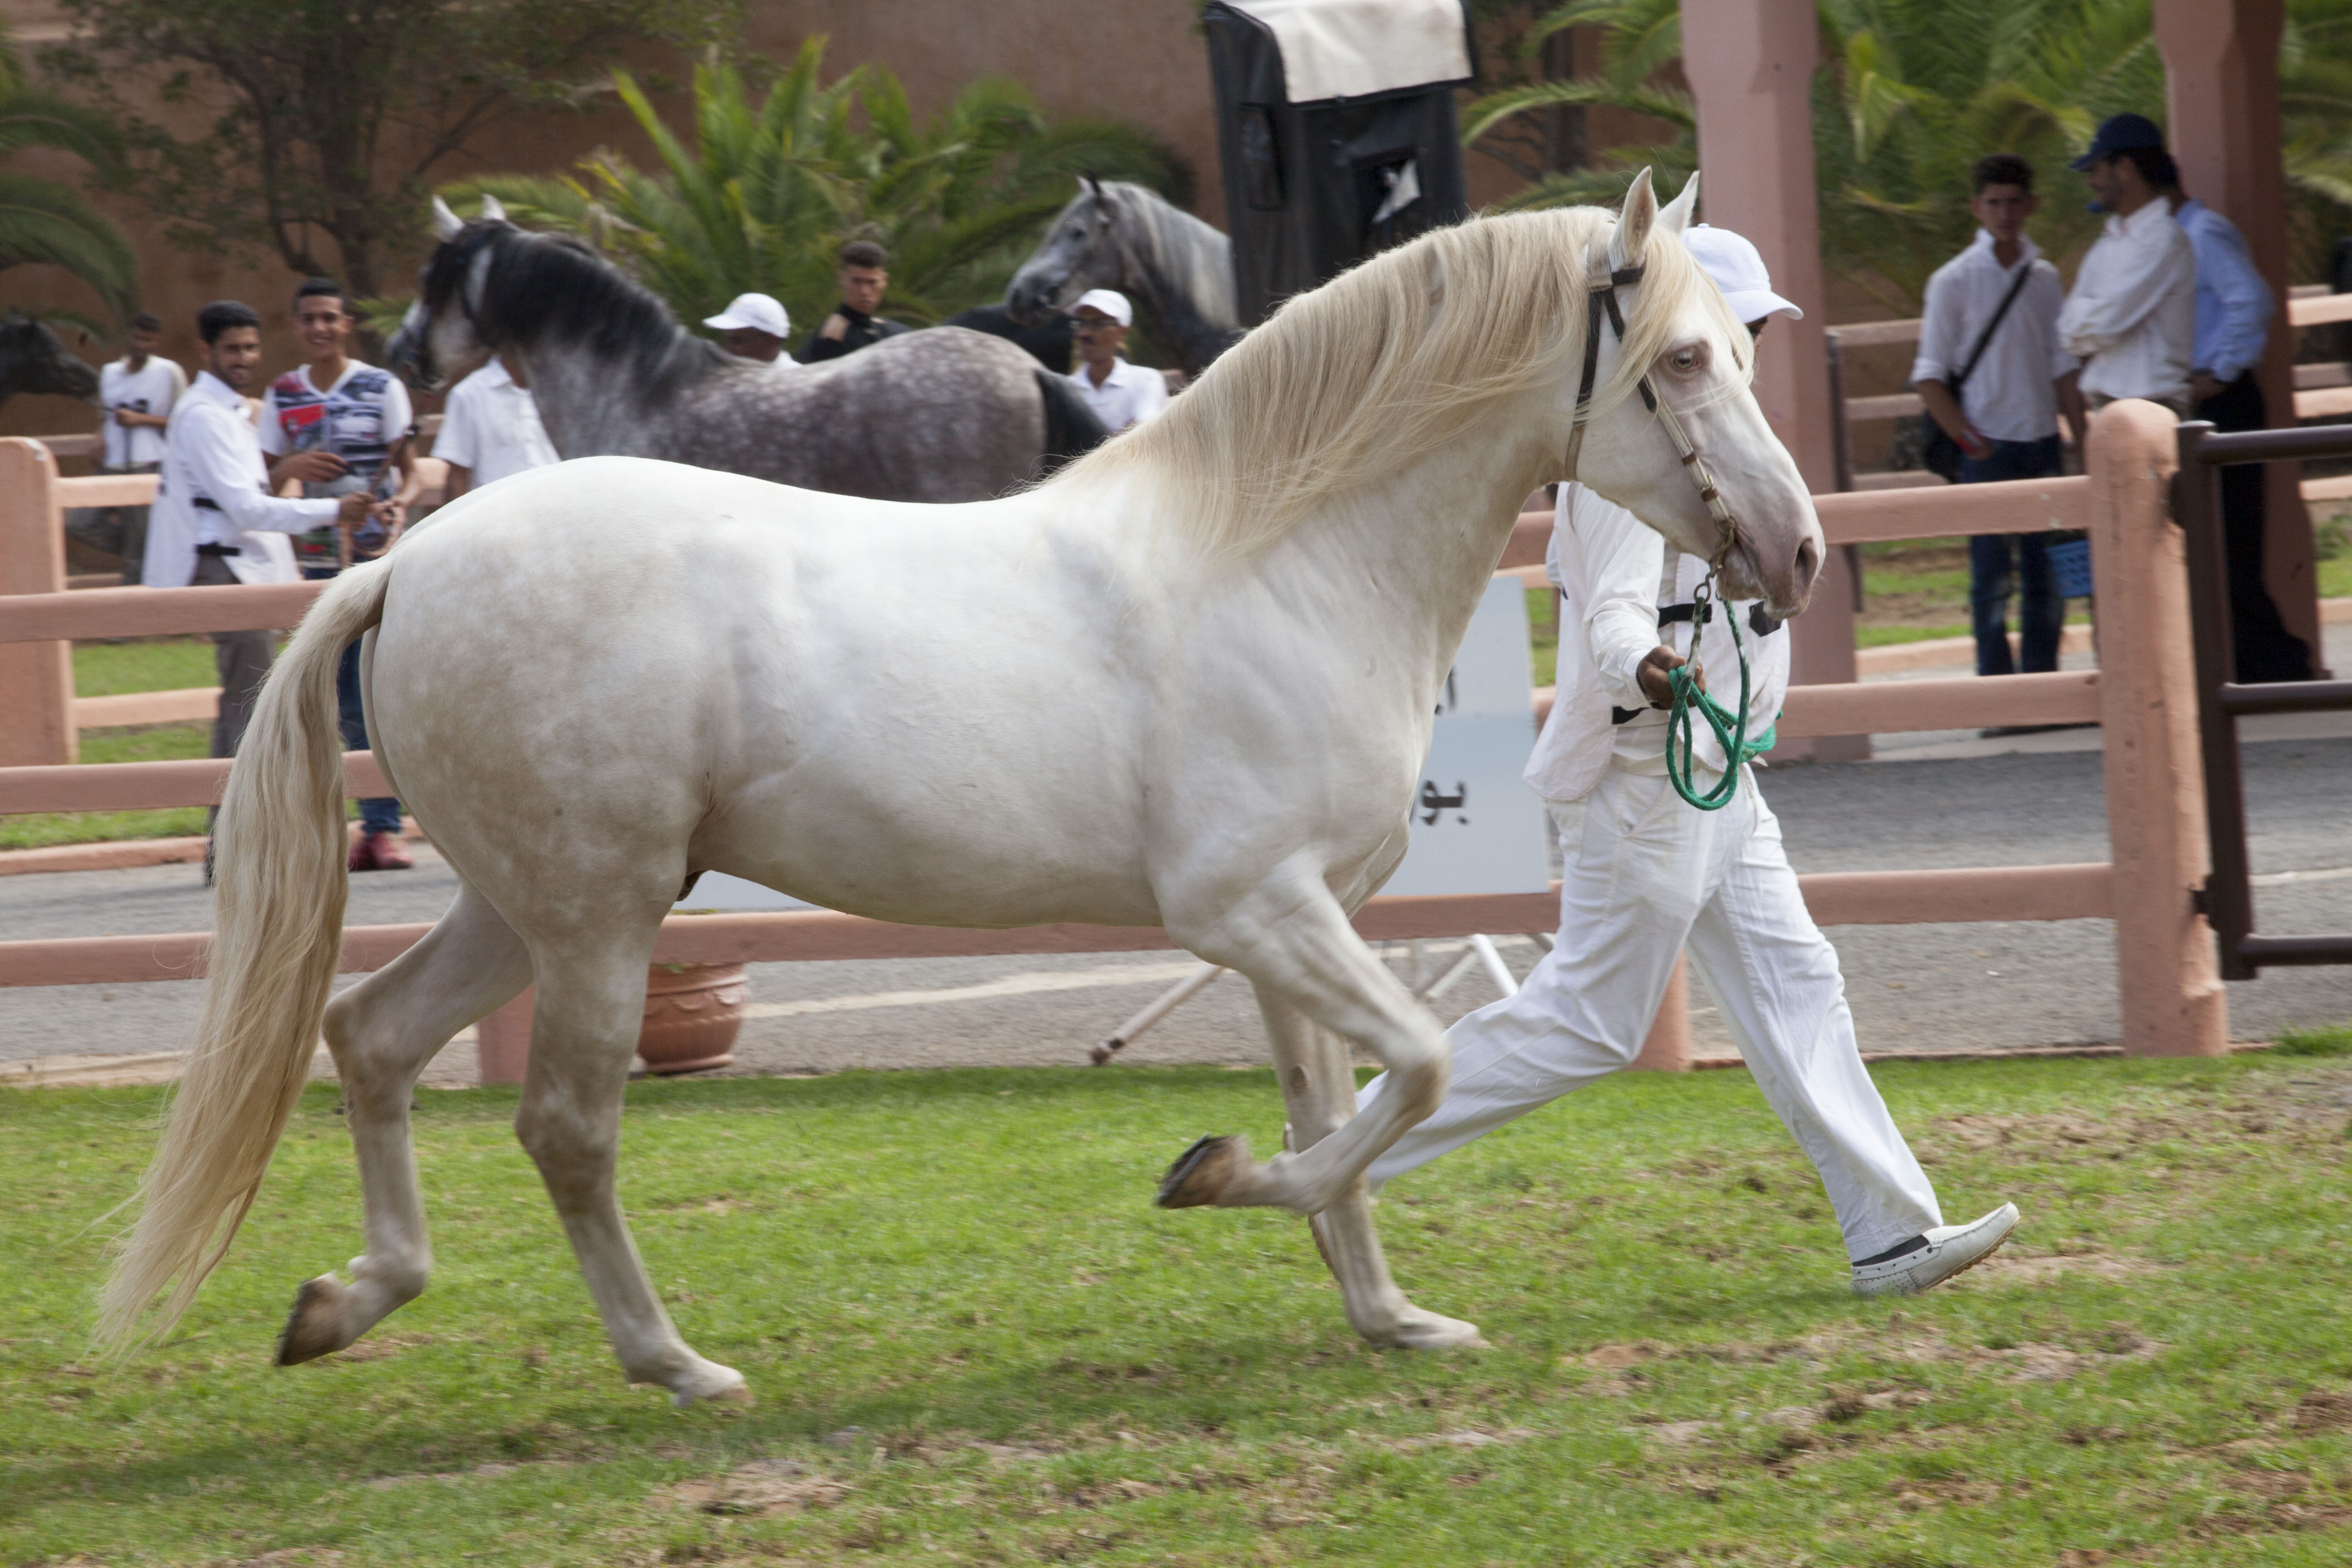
[1156,1134,1255,1208]
[655,1357,751,1408]
[275,1275,354,1366]
[1362,1306,1489,1352]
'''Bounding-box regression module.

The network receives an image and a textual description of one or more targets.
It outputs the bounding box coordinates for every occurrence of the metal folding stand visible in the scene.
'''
[1088,935,1539,1064]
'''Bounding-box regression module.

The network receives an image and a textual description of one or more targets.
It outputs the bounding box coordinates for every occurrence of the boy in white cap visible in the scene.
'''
[1357,223,2020,1298]
[1065,288,1168,431]
[703,293,794,367]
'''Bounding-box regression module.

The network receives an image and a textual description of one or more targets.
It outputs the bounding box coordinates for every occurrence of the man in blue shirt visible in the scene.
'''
[2166,168,2314,682]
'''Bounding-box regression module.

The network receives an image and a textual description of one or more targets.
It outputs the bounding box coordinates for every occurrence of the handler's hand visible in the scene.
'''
[1637,644,1699,707]
[274,451,348,486]
[818,312,849,342]
[334,492,372,530]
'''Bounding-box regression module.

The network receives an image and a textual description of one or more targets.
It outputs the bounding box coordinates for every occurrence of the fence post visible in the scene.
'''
[475,988,535,1086]
[2089,400,2229,1056]
[0,439,75,766]
[1627,953,1692,1071]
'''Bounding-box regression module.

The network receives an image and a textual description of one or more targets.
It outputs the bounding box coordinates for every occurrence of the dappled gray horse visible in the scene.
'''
[0,315,99,411]
[389,200,1106,504]
[1006,179,1243,377]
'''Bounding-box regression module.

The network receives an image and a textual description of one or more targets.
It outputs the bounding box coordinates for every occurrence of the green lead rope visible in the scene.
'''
[1662,576,1777,811]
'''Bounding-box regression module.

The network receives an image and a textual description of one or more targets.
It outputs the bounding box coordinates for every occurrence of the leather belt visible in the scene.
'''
[194,542,241,556]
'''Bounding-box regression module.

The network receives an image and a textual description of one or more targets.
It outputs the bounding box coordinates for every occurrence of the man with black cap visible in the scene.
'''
[2163,145,2312,681]
[2057,113,2196,415]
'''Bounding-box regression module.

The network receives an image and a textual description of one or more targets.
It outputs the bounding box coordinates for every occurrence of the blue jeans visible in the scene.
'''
[304,566,403,836]
[1960,435,2066,676]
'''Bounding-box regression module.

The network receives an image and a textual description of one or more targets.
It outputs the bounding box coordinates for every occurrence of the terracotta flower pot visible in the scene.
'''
[636,962,749,1075]
[470,963,749,1086]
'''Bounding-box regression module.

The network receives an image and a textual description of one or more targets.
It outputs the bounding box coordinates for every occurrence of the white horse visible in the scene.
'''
[98,172,1822,1404]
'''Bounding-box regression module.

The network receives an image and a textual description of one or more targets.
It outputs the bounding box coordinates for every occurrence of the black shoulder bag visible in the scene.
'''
[1920,261,2034,482]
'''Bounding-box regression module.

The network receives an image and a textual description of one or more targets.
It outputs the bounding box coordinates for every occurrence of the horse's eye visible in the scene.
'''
[1672,349,1699,373]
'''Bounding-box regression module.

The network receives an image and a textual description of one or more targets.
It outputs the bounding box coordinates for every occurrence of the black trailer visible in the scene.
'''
[1203,0,1479,327]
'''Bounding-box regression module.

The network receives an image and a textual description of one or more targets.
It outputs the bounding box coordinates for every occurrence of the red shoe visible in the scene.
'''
[349,830,414,872]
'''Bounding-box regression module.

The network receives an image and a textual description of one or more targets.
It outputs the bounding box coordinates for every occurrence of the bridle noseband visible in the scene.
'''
[1563,254,1743,572]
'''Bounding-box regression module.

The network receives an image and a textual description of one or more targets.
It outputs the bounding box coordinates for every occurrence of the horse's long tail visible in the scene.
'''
[1034,367,1112,477]
[96,560,394,1353]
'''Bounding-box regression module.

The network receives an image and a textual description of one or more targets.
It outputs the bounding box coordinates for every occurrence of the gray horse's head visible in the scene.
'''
[386,195,514,392]
[1006,177,1130,326]
[0,315,100,409]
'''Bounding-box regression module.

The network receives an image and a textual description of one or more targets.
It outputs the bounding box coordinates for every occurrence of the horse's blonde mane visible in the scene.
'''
[1062,204,1742,558]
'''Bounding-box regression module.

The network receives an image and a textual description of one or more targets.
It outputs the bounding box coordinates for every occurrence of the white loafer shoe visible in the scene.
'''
[1851,1203,2020,1297]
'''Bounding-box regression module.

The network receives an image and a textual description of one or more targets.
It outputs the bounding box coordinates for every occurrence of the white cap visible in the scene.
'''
[1067,288,1133,327]
[702,292,790,338]
[1681,226,1802,324]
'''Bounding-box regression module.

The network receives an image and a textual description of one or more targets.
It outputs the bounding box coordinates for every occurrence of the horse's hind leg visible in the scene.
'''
[1258,992,1486,1351]
[514,924,746,1407]
[281,881,532,1365]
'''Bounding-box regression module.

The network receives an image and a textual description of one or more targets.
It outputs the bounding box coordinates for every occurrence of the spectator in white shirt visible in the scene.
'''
[430,353,559,500]
[2056,115,2197,412]
[1064,289,1168,432]
[77,311,184,585]
[702,293,795,370]
[1914,154,2086,680]
[146,300,369,869]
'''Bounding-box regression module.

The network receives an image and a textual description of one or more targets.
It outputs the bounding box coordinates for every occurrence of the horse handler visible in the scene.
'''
[1358,226,2018,1298]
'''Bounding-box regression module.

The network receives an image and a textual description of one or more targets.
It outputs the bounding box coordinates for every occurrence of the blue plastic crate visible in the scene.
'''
[2047,536,2094,598]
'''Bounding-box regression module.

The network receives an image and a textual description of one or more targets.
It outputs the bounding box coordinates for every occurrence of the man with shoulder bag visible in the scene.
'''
[1913,154,2086,680]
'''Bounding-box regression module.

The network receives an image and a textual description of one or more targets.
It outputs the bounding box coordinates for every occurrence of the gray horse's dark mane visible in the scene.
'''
[428,221,727,401]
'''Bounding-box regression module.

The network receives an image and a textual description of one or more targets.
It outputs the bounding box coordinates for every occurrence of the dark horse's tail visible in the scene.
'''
[1034,369,1112,478]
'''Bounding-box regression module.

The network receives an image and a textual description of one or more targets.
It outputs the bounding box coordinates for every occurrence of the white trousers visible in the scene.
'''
[1359,765,1942,1263]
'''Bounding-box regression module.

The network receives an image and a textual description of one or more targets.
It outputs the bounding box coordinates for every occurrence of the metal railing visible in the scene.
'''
[2176,420,2352,978]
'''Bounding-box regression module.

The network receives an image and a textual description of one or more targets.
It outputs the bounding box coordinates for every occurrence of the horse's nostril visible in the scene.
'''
[1792,537,1821,597]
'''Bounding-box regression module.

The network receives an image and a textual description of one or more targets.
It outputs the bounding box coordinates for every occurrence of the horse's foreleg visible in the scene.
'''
[281,882,531,1366]
[1159,884,1448,1217]
[1258,992,1485,1350]
[514,929,746,1407]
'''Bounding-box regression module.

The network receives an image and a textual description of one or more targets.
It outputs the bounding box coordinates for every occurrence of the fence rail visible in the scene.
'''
[0,406,2232,1071]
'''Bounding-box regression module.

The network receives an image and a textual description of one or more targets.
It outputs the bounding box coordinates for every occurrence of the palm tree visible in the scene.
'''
[1462,1,2287,311]
[441,39,1183,335]
[0,22,136,330]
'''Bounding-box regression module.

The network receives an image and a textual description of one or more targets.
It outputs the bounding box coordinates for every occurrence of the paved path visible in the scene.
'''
[5,716,2349,1075]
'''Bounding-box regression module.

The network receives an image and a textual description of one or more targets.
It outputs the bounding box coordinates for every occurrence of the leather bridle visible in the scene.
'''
[1562,254,1742,573]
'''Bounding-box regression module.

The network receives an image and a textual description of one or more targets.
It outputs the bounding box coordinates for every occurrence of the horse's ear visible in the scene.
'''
[1083,171,1103,199]
[1656,171,1698,239]
[478,193,507,223]
[1608,167,1658,274]
[431,196,464,242]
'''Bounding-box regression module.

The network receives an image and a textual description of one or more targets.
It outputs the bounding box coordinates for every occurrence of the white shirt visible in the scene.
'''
[2057,199,2197,406]
[1522,483,1791,804]
[1912,231,2074,443]
[1066,357,1168,431]
[99,354,186,468]
[144,371,338,589]
[433,361,559,486]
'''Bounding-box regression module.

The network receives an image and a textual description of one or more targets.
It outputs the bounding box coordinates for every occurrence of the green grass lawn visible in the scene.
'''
[9,1051,2352,1565]
[74,637,220,698]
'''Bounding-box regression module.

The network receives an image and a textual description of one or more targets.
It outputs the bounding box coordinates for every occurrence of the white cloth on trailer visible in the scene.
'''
[1224,0,1472,103]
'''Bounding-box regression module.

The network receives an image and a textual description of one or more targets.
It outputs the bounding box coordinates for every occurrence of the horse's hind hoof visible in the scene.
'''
[275,1274,353,1366]
[1157,1134,1254,1209]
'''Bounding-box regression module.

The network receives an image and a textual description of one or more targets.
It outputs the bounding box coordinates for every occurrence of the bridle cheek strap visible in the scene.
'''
[1564,258,1741,571]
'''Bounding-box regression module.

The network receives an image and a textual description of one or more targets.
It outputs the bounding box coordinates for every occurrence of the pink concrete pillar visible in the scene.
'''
[0,439,76,766]
[475,987,535,1086]
[1682,0,1864,762]
[1626,953,1692,1071]
[2154,0,2320,665]
[2087,401,2227,1056]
